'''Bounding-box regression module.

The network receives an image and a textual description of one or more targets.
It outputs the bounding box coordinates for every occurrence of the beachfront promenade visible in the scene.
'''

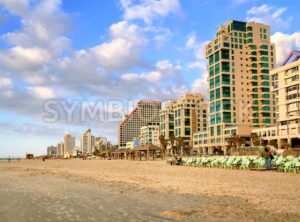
[0,159,300,221]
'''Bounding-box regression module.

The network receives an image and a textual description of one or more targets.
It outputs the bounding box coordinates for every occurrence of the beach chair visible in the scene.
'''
[224,156,235,169]
[231,157,242,169]
[283,160,295,173]
[240,157,252,170]
[181,158,188,166]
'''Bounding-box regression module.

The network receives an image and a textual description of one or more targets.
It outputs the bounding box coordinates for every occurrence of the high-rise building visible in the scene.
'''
[80,129,95,154]
[140,124,160,147]
[160,93,207,147]
[64,134,75,152]
[253,50,300,148]
[197,20,276,154]
[118,101,161,148]
[47,146,57,157]
[57,142,64,156]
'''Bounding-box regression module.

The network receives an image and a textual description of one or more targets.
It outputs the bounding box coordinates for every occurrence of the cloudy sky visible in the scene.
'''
[0,0,299,157]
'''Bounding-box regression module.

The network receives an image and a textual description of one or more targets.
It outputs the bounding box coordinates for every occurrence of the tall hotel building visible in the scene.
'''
[160,93,207,147]
[118,101,161,148]
[195,20,276,154]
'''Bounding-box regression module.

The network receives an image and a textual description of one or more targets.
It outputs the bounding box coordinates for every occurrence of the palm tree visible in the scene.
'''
[176,137,184,155]
[169,135,175,155]
[159,135,168,159]
[227,134,243,152]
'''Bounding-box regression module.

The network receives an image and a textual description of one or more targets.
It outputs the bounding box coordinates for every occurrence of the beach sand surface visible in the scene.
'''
[0,159,300,221]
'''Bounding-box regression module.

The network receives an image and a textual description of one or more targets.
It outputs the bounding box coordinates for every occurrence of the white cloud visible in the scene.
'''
[0,0,29,16]
[26,86,56,99]
[121,0,181,24]
[91,21,145,71]
[192,77,208,98]
[271,32,300,64]
[0,77,12,89]
[144,26,172,48]
[185,33,207,60]
[121,59,182,84]
[0,47,50,71]
[0,0,189,147]
[246,4,292,30]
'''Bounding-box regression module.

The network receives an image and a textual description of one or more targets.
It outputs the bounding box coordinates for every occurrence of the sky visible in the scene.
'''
[0,0,300,157]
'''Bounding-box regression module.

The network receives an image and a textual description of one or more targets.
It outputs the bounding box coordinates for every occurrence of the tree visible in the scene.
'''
[159,135,168,158]
[176,137,184,155]
[281,140,291,149]
[169,135,175,155]
[227,134,244,152]
[93,148,100,156]
[269,140,278,149]
[250,133,260,147]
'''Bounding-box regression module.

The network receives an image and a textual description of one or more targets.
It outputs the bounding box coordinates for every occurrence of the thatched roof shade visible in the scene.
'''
[135,144,162,151]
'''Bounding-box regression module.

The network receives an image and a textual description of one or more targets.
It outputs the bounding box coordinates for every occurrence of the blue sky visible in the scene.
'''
[0,0,300,157]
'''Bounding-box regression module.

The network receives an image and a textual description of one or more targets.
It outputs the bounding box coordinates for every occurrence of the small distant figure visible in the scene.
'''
[175,155,182,165]
[8,157,10,163]
[264,147,271,169]
[42,157,46,162]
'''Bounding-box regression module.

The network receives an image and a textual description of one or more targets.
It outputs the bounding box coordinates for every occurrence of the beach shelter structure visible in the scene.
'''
[135,144,163,161]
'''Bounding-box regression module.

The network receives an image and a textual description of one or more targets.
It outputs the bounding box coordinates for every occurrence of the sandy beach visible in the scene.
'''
[1,159,300,221]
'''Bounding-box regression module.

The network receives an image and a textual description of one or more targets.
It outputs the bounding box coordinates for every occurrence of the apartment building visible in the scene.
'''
[195,20,276,154]
[64,134,75,152]
[57,142,64,156]
[80,129,95,154]
[118,101,161,148]
[160,93,207,147]
[140,124,160,147]
[47,146,57,157]
[253,50,300,148]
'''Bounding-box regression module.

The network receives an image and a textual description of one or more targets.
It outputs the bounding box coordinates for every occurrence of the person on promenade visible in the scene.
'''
[264,147,271,169]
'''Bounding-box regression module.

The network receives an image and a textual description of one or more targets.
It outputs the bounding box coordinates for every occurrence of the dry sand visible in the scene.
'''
[0,159,300,221]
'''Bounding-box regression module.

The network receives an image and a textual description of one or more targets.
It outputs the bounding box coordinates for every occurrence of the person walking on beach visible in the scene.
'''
[264,147,271,169]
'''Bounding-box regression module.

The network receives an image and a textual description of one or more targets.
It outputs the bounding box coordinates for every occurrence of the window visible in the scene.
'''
[215,64,220,74]
[210,102,215,113]
[215,76,220,87]
[210,127,215,136]
[221,49,230,59]
[216,88,221,99]
[215,52,220,62]
[223,113,231,123]
[223,100,231,110]
[209,55,214,65]
[222,87,230,97]
[222,75,230,84]
[222,62,230,72]
[185,128,190,135]
[209,67,214,77]
[210,79,214,88]
[210,91,215,101]
[217,126,221,136]
[216,100,221,112]
[184,109,190,117]
[216,113,222,123]
[184,118,190,126]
